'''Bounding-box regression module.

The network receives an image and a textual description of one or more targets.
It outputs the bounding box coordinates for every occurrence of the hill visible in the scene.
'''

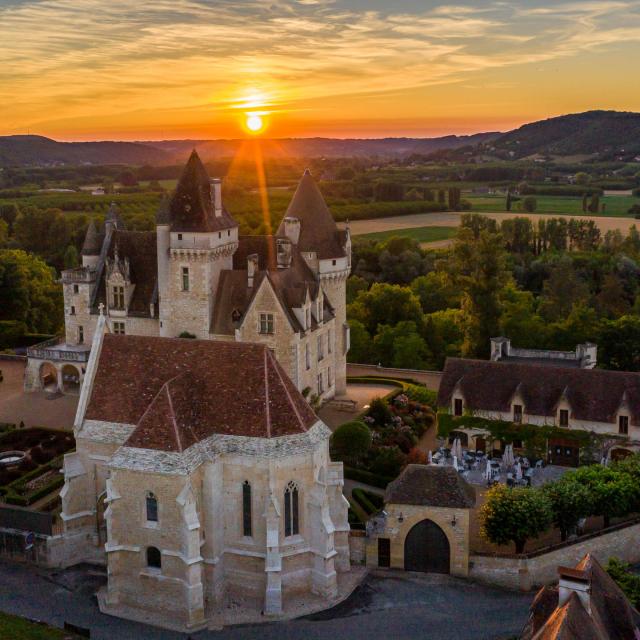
[0,135,171,167]
[488,110,640,161]
[0,133,499,167]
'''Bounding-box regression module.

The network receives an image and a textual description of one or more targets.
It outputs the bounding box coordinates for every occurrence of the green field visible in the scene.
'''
[466,194,639,217]
[0,612,78,639]
[357,226,457,244]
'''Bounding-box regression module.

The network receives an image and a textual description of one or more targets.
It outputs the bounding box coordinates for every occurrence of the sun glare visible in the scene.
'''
[245,113,266,135]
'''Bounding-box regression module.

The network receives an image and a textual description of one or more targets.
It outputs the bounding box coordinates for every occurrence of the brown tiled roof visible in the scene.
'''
[276,170,346,259]
[81,219,102,256]
[384,465,476,508]
[438,358,640,424]
[94,230,158,316]
[168,150,237,233]
[84,334,318,451]
[521,554,640,640]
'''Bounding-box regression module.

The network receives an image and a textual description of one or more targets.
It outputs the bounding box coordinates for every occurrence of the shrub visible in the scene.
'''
[344,466,393,489]
[330,421,372,465]
[606,558,640,609]
[369,445,406,478]
[405,384,437,409]
[406,447,428,465]
[352,488,382,515]
[367,398,393,427]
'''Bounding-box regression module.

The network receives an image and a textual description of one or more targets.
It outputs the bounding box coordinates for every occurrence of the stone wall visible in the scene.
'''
[469,519,640,591]
[349,531,366,565]
[347,364,443,391]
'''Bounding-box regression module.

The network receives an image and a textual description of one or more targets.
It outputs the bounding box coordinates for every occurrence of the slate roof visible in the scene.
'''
[167,150,237,233]
[438,358,640,424]
[521,554,640,640]
[276,169,346,259]
[81,219,103,256]
[211,235,333,335]
[84,334,318,451]
[384,465,476,509]
[93,230,158,316]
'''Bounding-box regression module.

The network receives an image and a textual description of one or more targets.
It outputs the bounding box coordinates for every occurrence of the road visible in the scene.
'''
[0,561,533,640]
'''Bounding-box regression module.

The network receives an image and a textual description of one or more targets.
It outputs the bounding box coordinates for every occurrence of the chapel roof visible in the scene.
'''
[276,169,346,259]
[84,334,318,451]
[166,150,237,233]
[437,358,640,424]
[521,554,640,640]
[384,465,476,509]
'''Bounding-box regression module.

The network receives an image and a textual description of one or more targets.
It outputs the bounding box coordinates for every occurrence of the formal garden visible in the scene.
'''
[0,424,74,508]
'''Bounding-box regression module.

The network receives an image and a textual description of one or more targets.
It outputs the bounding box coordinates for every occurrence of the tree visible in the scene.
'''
[588,194,600,214]
[0,219,8,246]
[596,273,630,318]
[522,196,537,213]
[542,479,590,541]
[13,207,71,270]
[459,213,498,239]
[0,249,63,334]
[346,275,369,304]
[330,421,372,465]
[367,398,393,427]
[499,286,548,349]
[575,172,590,185]
[373,321,432,369]
[0,203,19,232]
[606,558,640,609]
[569,466,636,528]
[481,485,553,553]
[63,245,79,270]
[501,217,534,254]
[598,316,640,371]
[410,272,460,314]
[538,259,589,322]
[451,227,508,358]
[369,445,406,478]
[506,190,512,212]
[348,319,374,364]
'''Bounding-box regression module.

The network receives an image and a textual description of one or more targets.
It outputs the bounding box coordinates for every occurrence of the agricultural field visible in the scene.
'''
[466,193,639,217]
[356,225,456,244]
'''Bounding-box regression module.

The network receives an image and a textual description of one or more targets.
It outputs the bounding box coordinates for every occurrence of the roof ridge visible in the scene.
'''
[263,349,272,438]
[164,376,184,453]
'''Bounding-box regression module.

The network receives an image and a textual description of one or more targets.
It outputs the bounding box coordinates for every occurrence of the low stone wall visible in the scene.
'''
[470,518,640,591]
[347,363,443,391]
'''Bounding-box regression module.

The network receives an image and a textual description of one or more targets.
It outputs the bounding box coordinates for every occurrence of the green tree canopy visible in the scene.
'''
[330,421,372,466]
[542,479,591,541]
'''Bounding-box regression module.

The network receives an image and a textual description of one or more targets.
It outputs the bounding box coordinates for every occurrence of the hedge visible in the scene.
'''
[2,455,65,507]
[332,200,446,222]
[344,466,393,489]
[352,488,384,515]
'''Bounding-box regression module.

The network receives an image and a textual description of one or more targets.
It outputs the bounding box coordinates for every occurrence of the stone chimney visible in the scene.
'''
[577,343,598,369]
[247,254,259,288]
[276,238,292,269]
[558,566,591,613]
[211,178,222,217]
[283,217,301,245]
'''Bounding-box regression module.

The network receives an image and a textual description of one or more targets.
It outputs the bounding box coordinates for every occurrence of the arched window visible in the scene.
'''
[242,481,252,537]
[146,492,158,522]
[146,546,161,569]
[284,481,299,537]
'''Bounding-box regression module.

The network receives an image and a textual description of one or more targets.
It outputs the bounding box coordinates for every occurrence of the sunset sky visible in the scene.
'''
[1,0,640,141]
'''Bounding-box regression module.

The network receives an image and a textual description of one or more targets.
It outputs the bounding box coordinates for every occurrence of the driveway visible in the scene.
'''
[0,561,533,640]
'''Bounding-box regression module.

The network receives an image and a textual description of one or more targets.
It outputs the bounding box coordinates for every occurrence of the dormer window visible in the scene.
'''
[559,409,569,427]
[231,308,242,323]
[619,415,629,435]
[112,285,125,310]
[454,398,463,417]
[177,233,183,241]
[513,405,523,423]
[259,313,274,335]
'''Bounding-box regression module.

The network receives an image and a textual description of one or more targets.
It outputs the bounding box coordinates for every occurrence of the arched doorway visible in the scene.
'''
[61,364,81,394]
[39,362,58,392]
[404,519,450,574]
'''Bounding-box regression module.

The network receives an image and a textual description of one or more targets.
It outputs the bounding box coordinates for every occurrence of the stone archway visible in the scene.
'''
[39,362,59,392]
[404,519,450,574]
[61,364,81,394]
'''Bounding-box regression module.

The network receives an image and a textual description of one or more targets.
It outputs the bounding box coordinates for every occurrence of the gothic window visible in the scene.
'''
[146,492,158,522]
[284,481,299,537]
[182,267,190,291]
[619,415,629,435]
[305,344,311,370]
[113,321,125,335]
[317,335,324,361]
[317,372,324,395]
[78,326,84,344]
[146,546,161,569]
[259,313,274,335]
[112,285,125,309]
[242,481,252,537]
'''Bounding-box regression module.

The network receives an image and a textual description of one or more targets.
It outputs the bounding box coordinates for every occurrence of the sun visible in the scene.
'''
[246,113,264,134]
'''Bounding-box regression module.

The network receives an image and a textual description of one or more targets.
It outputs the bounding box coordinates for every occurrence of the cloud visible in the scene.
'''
[0,0,639,136]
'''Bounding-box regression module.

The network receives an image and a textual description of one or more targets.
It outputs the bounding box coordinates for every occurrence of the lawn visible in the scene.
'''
[0,612,78,639]
[466,193,640,217]
[357,226,457,244]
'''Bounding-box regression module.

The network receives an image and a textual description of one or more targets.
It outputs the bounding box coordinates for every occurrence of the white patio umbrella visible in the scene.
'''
[503,444,514,469]
[457,438,464,461]
[453,455,459,471]
[515,462,523,481]
[485,460,493,482]
[428,450,433,465]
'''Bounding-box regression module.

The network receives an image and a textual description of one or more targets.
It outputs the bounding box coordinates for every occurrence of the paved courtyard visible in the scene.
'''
[318,383,397,430]
[0,561,533,640]
[0,360,77,430]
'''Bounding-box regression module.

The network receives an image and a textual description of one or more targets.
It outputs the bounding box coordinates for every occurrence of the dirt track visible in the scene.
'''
[342,211,638,239]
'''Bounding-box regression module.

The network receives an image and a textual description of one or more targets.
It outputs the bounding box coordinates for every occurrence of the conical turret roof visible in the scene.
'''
[277,169,345,259]
[167,150,237,233]
[81,219,102,256]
